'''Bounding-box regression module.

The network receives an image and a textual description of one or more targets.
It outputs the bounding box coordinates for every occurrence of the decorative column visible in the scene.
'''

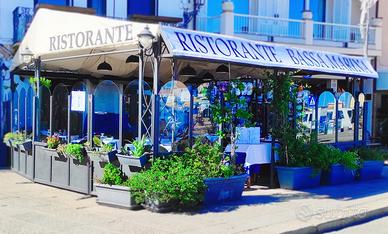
[220,1,234,35]
[370,17,383,51]
[302,10,313,45]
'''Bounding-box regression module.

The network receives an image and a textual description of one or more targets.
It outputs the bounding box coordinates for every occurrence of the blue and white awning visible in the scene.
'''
[160,26,378,79]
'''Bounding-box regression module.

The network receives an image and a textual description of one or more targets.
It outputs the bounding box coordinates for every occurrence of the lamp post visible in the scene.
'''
[137,26,156,151]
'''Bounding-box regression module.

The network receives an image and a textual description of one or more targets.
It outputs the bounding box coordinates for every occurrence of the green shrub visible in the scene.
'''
[64,144,84,161]
[355,147,387,162]
[129,156,205,206]
[3,132,15,143]
[101,163,123,186]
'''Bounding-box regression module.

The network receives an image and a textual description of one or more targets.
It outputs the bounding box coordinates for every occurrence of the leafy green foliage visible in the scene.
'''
[101,163,124,186]
[47,135,60,149]
[130,135,146,157]
[129,139,239,206]
[3,132,25,144]
[92,136,113,153]
[64,144,84,161]
[129,156,206,206]
[29,77,52,92]
[355,147,388,161]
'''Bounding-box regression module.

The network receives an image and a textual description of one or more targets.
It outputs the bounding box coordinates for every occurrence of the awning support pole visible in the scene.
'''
[151,39,160,157]
[138,49,144,140]
[33,58,41,141]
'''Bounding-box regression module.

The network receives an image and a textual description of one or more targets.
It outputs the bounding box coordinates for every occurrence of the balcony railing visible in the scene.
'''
[196,13,380,50]
[234,14,305,39]
[313,21,376,45]
[13,7,33,43]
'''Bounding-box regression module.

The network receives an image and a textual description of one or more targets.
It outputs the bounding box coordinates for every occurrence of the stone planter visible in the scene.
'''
[203,174,248,205]
[116,153,149,177]
[87,150,117,193]
[321,164,356,185]
[359,160,384,181]
[95,183,140,210]
[18,141,32,155]
[11,146,19,171]
[143,196,174,213]
[277,166,322,190]
[34,145,91,194]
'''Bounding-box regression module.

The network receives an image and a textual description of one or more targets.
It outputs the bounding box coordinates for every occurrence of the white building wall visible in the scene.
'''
[0,0,34,44]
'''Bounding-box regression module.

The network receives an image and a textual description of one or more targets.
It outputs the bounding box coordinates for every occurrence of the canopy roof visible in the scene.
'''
[12,8,378,80]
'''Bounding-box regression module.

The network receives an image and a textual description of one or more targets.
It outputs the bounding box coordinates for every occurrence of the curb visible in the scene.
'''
[282,206,388,234]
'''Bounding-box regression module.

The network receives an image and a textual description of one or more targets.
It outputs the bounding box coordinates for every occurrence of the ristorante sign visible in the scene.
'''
[161,26,378,79]
[49,24,133,52]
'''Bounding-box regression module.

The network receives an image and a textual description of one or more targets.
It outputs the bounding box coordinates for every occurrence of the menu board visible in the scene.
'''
[71,91,86,112]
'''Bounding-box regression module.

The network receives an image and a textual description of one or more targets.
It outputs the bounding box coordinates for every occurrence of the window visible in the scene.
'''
[128,0,155,16]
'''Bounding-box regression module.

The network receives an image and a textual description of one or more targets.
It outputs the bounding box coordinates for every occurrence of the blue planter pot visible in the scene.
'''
[277,166,321,190]
[322,164,356,185]
[359,160,384,181]
[203,174,248,205]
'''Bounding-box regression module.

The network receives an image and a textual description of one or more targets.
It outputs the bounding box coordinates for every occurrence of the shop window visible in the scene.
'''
[12,91,19,132]
[358,93,365,142]
[337,92,355,143]
[317,91,336,144]
[297,89,317,138]
[192,83,217,141]
[26,87,34,136]
[159,80,190,152]
[52,84,69,140]
[19,88,26,132]
[36,86,51,141]
[70,82,88,143]
[122,80,152,143]
[93,80,120,142]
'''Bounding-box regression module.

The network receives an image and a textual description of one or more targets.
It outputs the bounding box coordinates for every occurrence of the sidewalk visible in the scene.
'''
[0,168,387,234]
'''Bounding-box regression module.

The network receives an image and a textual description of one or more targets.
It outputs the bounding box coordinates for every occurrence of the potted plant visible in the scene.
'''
[356,147,387,180]
[3,132,15,147]
[129,138,248,212]
[85,136,117,191]
[95,163,140,209]
[321,146,359,185]
[116,136,150,175]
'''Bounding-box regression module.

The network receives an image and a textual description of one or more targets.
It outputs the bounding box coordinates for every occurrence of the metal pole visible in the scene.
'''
[151,43,160,156]
[49,96,53,137]
[270,70,278,189]
[67,95,71,143]
[118,84,123,149]
[138,49,143,140]
[188,84,194,147]
[335,94,339,145]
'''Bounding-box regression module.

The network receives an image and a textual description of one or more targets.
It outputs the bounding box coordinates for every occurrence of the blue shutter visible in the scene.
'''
[128,0,155,16]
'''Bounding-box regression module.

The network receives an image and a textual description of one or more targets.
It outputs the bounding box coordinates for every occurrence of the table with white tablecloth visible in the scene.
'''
[224,143,279,167]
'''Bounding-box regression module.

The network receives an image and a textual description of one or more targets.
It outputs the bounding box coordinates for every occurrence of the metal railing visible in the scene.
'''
[13,7,33,43]
[233,14,305,39]
[196,16,221,33]
[313,21,376,45]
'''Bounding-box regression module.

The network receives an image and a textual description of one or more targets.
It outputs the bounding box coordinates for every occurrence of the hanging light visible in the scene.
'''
[179,64,196,77]
[216,64,229,74]
[138,25,155,50]
[126,55,138,63]
[97,57,112,71]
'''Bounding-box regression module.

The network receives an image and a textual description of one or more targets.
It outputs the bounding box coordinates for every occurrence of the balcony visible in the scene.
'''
[13,7,34,44]
[196,12,382,56]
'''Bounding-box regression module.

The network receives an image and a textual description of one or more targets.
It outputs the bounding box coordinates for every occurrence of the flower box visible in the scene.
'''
[116,153,149,177]
[321,164,356,185]
[18,140,32,154]
[87,150,117,192]
[359,160,384,181]
[277,166,321,190]
[203,174,248,205]
[95,183,140,210]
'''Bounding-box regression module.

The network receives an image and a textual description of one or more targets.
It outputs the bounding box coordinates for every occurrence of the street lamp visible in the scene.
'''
[21,47,34,64]
[137,26,155,50]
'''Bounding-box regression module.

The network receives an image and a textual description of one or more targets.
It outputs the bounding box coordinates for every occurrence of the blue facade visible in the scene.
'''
[128,0,155,16]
